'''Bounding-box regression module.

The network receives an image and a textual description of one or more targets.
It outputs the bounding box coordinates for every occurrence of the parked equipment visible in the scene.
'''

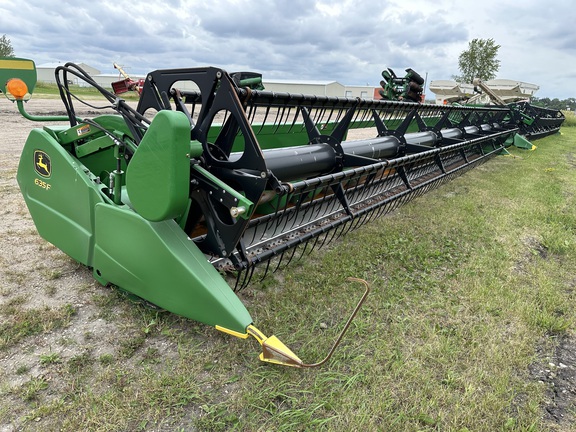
[379,67,425,102]
[1,58,564,367]
[112,63,145,95]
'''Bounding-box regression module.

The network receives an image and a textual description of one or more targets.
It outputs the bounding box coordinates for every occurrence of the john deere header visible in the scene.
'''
[1,59,564,367]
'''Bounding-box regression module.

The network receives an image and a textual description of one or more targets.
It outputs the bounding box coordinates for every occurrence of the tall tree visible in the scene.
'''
[0,34,15,57]
[454,38,500,83]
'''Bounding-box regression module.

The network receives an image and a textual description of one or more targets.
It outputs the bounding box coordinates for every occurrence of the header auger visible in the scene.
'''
[1,58,564,367]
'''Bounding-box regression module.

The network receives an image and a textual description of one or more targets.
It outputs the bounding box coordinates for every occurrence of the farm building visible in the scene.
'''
[35,62,379,99]
[37,62,101,85]
[262,79,376,99]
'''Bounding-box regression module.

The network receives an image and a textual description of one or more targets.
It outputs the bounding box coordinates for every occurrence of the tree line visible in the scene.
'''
[531,97,576,112]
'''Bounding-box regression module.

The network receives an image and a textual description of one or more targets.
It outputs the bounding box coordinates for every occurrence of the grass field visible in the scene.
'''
[1,114,575,431]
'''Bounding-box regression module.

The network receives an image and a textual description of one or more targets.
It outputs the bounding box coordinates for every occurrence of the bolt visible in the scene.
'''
[230,206,246,218]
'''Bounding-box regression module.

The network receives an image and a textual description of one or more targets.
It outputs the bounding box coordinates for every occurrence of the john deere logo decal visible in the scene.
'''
[34,150,51,178]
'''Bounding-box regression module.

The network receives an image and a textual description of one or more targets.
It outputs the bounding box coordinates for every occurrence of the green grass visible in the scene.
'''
[1,126,576,431]
[0,302,75,350]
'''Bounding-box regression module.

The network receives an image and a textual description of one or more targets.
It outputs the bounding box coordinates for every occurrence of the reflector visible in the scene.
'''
[6,78,28,99]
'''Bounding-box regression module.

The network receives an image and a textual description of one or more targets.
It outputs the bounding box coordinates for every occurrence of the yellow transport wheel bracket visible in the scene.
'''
[247,277,370,368]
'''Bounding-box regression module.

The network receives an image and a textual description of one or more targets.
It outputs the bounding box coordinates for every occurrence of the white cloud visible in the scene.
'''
[0,0,573,98]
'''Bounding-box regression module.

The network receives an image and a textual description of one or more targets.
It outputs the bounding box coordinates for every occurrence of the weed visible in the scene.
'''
[67,351,93,374]
[20,376,48,401]
[39,352,61,365]
[15,364,30,375]
[561,111,576,127]
[99,354,114,365]
[141,347,161,365]
[119,334,146,358]
[46,270,62,280]
[43,284,57,296]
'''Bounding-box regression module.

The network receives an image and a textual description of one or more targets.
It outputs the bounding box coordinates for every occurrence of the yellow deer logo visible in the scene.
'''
[34,150,51,177]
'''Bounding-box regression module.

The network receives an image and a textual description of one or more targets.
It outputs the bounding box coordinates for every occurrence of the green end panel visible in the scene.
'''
[0,57,37,94]
[513,133,536,150]
[16,128,104,266]
[126,110,191,221]
[92,204,252,333]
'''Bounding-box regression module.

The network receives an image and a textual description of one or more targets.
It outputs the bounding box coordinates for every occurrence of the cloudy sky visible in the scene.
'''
[1,0,574,99]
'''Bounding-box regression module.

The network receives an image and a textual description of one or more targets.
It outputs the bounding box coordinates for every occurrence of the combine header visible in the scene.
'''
[1,58,564,367]
[378,67,425,103]
[426,73,565,141]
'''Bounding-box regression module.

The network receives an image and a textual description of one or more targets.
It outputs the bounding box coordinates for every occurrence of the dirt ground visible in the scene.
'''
[1,96,576,430]
[0,97,148,431]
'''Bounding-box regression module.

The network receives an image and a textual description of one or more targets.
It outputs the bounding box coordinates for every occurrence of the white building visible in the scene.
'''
[262,79,376,99]
[263,78,343,97]
[37,62,101,85]
[35,62,379,99]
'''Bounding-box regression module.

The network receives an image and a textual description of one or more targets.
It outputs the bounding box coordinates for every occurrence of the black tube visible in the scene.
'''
[405,131,438,146]
[440,128,464,141]
[341,136,401,159]
[229,144,337,181]
[228,129,444,181]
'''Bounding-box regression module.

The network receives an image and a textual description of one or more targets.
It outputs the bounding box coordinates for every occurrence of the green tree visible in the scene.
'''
[454,38,500,83]
[0,34,15,57]
[531,97,576,111]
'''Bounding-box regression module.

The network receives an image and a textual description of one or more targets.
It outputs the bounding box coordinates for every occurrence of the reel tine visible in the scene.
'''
[259,257,273,283]
[316,230,330,250]
[338,217,356,238]
[272,250,287,274]
[295,238,312,262]
[273,106,288,134]
[287,106,302,133]
[235,264,255,292]
[324,218,345,246]
[244,265,257,290]
[282,242,301,269]
[307,230,323,255]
